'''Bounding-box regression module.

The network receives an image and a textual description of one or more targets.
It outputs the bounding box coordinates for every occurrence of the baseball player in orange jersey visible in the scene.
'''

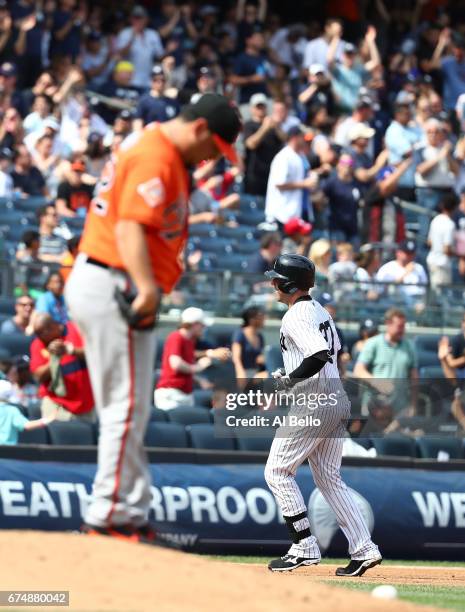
[65,94,241,542]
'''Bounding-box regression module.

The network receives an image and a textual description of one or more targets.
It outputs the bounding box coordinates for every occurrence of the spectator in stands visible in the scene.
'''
[282,217,312,256]
[317,291,351,375]
[354,308,418,413]
[133,64,179,128]
[231,30,270,106]
[334,95,375,152]
[265,126,315,227]
[0,295,34,335]
[428,29,465,113]
[454,187,465,280]
[427,192,458,288]
[0,106,24,150]
[347,124,388,193]
[385,103,421,200]
[328,27,381,114]
[438,315,465,382]
[231,306,266,380]
[11,144,46,197]
[155,1,199,52]
[49,0,85,61]
[80,31,116,90]
[60,235,80,282]
[5,356,38,408]
[55,160,94,218]
[116,5,164,89]
[30,312,94,422]
[235,0,267,51]
[0,63,27,117]
[243,94,287,196]
[35,272,68,324]
[309,238,331,284]
[155,307,230,410]
[249,232,282,275]
[23,93,54,136]
[303,18,345,70]
[189,162,240,225]
[0,146,13,196]
[376,240,428,305]
[320,153,360,246]
[15,230,44,296]
[0,379,56,445]
[36,204,67,263]
[328,242,357,283]
[96,62,141,124]
[351,319,378,361]
[354,244,382,300]
[298,63,335,121]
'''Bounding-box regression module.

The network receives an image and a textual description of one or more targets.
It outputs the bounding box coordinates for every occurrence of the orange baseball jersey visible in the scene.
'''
[79,124,189,293]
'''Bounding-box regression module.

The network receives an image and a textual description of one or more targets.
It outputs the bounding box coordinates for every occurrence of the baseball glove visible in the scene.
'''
[114,288,157,331]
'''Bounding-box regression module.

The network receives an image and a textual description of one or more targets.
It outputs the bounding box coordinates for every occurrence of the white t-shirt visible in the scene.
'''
[376,260,428,297]
[427,213,455,268]
[116,28,164,88]
[265,145,306,224]
[415,144,455,188]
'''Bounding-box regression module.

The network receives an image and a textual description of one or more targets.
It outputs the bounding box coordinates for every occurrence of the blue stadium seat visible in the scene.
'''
[18,427,49,445]
[416,436,464,459]
[414,335,443,353]
[234,241,260,255]
[14,196,47,211]
[0,297,16,315]
[0,211,26,225]
[212,254,249,272]
[419,366,445,379]
[167,407,211,425]
[189,224,218,237]
[26,401,42,420]
[193,389,213,408]
[416,350,440,369]
[216,225,255,240]
[236,435,273,452]
[48,421,96,446]
[371,435,416,457]
[144,422,188,448]
[0,334,32,357]
[264,345,283,374]
[353,437,373,450]
[188,423,236,450]
[149,408,169,422]
[4,225,38,242]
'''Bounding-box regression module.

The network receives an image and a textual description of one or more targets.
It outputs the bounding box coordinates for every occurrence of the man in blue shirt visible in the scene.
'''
[428,29,465,112]
[133,64,179,129]
[231,29,270,105]
[35,272,68,324]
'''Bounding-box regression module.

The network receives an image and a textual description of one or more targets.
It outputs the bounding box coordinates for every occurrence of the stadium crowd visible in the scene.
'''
[0,0,465,448]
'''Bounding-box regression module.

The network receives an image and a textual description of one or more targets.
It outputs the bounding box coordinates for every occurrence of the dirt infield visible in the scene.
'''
[0,531,459,612]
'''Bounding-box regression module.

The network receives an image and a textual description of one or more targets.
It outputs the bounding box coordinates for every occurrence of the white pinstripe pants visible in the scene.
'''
[264,403,380,560]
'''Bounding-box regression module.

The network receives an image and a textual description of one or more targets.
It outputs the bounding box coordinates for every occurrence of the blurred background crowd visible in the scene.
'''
[1,0,465,453]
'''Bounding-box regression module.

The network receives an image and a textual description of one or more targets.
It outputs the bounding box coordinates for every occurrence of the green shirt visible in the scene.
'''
[0,403,28,445]
[358,333,417,378]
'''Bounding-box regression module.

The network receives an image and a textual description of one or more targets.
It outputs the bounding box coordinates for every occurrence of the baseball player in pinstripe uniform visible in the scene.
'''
[264,254,382,576]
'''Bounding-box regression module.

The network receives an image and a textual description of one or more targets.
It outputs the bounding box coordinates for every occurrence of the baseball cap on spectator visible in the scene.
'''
[88,131,102,144]
[199,4,218,17]
[395,91,415,105]
[398,239,416,253]
[284,218,313,236]
[349,123,375,141]
[0,379,13,403]
[87,31,102,42]
[360,318,378,336]
[0,62,16,77]
[152,64,165,78]
[343,42,356,54]
[181,307,213,326]
[71,160,86,173]
[115,61,134,74]
[131,5,148,18]
[0,147,13,160]
[287,126,303,139]
[198,66,214,79]
[43,117,60,131]
[118,109,133,121]
[377,165,394,181]
[250,93,268,107]
[182,93,242,164]
[309,63,326,76]
[452,31,465,49]
[318,292,336,307]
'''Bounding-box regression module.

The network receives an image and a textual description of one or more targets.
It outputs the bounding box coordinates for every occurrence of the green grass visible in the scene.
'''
[207,555,465,568]
[325,581,465,610]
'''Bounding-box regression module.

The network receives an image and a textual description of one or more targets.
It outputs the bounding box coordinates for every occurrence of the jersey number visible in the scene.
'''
[319,320,335,358]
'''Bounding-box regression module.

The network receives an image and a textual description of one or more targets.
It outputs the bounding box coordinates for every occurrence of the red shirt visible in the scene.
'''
[30,322,94,414]
[156,330,195,394]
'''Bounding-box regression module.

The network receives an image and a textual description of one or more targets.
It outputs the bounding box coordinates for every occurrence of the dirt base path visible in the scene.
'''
[0,531,446,612]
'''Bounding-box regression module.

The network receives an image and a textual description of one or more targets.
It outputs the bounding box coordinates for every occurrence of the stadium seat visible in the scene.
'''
[416,350,440,369]
[0,297,16,315]
[236,435,273,452]
[419,366,445,379]
[370,435,416,457]
[216,225,255,240]
[26,401,42,420]
[352,437,373,450]
[188,423,236,450]
[0,333,32,357]
[233,240,260,255]
[144,422,188,448]
[48,421,96,446]
[236,210,266,226]
[213,254,249,272]
[167,407,211,425]
[4,225,38,242]
[416,436,464,459]
[13,196,47,211]
[414,335,443,353]
[189,224,218,237]
[264,345,283,374]
[149,408,169,422]
[192,389,213,408]
[18,427,49,445]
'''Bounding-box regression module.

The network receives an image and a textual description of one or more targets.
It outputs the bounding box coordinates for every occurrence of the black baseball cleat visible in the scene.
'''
[268,554,320,572]
[335,556,382,577]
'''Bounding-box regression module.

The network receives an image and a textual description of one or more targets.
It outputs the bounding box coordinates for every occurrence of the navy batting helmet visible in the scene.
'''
[264,253,315,294]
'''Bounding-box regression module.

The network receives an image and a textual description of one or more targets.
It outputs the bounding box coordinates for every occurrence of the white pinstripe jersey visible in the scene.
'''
[280,297,341,379]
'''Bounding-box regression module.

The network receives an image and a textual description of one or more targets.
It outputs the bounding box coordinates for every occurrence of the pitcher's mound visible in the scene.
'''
[1,531,428,612]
